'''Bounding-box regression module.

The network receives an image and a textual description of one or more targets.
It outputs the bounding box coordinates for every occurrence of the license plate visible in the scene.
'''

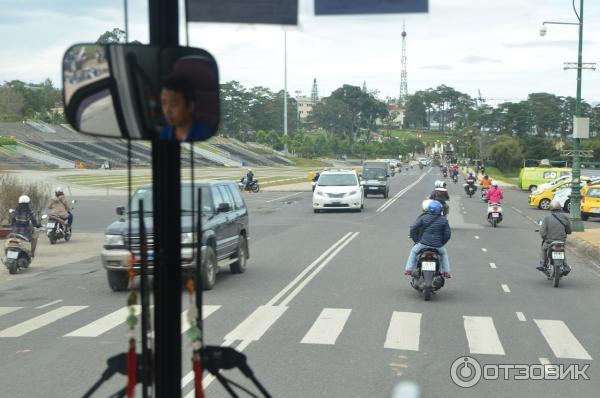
[592,208,600,214]
[421,261,436,271]
[492,213,500,218]
[7,251,18,259]
[552,252,565,260]
[369,187,378,190]
[46,222,55,228]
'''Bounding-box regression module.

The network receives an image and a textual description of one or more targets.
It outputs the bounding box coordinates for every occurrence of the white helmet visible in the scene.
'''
[18,195,31,204]
[434,180,441,188]
[491,181,498,187]
[247,168,252,172]
[55,186,64,194]
[549,199,562,211]
[422,199,433,212]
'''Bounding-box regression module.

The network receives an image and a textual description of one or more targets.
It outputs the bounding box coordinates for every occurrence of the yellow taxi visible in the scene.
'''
[529,180,571,210]
[581,184,600,221]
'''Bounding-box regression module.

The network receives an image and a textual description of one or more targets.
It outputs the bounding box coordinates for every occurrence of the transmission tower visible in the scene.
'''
[311,78,319,102]
[399,22,408,104]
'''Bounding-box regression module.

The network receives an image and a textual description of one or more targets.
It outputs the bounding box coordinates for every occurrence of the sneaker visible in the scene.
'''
[442,272,451,278]
[536,266,546,272]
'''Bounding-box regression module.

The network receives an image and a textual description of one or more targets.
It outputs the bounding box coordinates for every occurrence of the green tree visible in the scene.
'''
[403,92,427,128]
[490,136,524,172]
[309,98,353,137]
[96,28,126,44]
[527,93,561,137]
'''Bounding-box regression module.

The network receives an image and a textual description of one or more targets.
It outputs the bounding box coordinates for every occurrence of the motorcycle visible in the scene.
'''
[452,174,458,184]
[542,239,568,287]
[442,170,448,178]
[42,200,76,244]
[239,178,260,193]
[481,187,489,202]
[464,182,477,198]
[2,232,35,274]
[487,202,503,227]
[410,248,445,301]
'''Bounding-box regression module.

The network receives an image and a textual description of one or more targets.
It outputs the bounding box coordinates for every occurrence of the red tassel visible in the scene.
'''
[127,340,137,398]
[193,352,205,398]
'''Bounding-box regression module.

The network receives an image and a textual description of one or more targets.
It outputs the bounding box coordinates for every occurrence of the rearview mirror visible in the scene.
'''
[116,206,126,216]
[217,203,230,213]
[63,43,220,141]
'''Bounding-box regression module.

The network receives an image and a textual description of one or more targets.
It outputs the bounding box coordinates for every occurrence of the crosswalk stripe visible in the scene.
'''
[0,307,22,318]
[463,316,505,355]
[534,319,592,360]
[65,306,140,337]
[384,312,421,351]
[0,306,88,337]
[181,305,221,334]
[301,308,351,345]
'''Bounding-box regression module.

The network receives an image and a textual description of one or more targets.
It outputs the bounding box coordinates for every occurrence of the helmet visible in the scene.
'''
[55,187,64,194]
[549,199,562,211]
[491,181,498,187]
[484,175,489,179]
[434,180,440,188]
[247,168,252,172]
[18,195,31,204]
[427,200,442,215]
[422,199,433,212]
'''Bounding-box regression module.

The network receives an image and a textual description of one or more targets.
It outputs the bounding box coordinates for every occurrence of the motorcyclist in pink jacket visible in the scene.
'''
[485,181,504,204]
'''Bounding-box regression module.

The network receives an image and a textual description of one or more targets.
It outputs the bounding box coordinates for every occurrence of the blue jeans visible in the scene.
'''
[67,212,73,226]
[405,243,450,273]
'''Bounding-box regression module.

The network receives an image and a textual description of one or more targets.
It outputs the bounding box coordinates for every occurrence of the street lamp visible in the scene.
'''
[540,0,595,232]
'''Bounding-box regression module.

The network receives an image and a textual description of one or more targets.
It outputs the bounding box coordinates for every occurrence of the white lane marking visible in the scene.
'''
[377,169,432,212]
[279,232,359,306]
[266,232,354,306]
[224,305,288,343]
[501,284,511,293]
[36,299,63,309]
[489,262,497,269]
[301,308,352,345]
[65,306,140,337]
[463,316,506,355]
[0,306,87,337]
[534,319,592,360]
[181,305,221,334]
[265,192,303,203]
[516,312,526,322]
[481,248,487,252]
[181,340,235,393]
[511,206,523,214]
[474,235,480,240]
[384,312,421,351]
[0,307,22,318]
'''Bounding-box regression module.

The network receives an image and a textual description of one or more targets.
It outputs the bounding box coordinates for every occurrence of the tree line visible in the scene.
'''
[0,79,64,123]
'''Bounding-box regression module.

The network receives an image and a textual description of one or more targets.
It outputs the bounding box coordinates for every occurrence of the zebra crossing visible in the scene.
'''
[0,305,593,360]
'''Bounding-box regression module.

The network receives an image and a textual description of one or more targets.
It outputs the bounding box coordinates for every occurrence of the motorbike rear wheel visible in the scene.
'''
[49,232,57,245]
[424,286,432,301]
[7,260,17,274]
[553,263,561,288]
[251,184,260,193]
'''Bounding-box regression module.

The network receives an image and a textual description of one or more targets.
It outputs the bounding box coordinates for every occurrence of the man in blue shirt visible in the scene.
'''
[159,75,215,142]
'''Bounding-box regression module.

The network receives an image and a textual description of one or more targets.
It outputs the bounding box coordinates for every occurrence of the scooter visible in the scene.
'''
[452,174,458,184]
[487,202,503,227]
[410,248,445,301]
[42,200,75,244]
[2,232,35,274]
[465,182,477,198]
[481,187,489,202]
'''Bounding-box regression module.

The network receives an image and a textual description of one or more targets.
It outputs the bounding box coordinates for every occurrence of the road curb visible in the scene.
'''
[569,234,600,272]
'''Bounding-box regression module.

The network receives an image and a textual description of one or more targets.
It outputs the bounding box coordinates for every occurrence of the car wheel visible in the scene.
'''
[582,214,589,221]
[539,199,551,210]
[201,245,217,290]
[564,199,571,213]
[107,271,129,291]
[230,235,248,274]
[313,209,320,213]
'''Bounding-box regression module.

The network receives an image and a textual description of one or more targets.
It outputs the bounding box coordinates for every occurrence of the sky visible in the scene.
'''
[1,0,599,105]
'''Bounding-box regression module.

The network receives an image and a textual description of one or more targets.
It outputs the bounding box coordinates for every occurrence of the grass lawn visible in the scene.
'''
[479,167,520,185]
[286,157,330,167]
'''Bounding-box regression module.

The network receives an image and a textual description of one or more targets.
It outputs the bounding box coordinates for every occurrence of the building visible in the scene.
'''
[297,96,316,120]
[375,103,405,127]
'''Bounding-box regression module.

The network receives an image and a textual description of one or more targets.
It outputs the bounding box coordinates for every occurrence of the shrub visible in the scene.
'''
[0,174,51,225]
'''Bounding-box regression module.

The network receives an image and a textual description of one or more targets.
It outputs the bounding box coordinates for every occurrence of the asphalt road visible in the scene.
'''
[1,167,599,398]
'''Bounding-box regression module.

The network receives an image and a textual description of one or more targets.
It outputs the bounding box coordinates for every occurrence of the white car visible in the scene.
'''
[553,177,600,212]
[533,175,572,195]
[313,169,364,213]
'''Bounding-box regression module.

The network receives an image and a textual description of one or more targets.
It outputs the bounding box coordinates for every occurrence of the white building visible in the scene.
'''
[297,96,316,120]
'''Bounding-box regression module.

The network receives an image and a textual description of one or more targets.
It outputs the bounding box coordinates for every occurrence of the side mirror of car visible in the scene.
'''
[217,203,231,213]
[116,206,126,216]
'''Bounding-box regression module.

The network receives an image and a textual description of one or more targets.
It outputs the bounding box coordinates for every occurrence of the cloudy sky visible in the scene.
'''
[1,0,599,104]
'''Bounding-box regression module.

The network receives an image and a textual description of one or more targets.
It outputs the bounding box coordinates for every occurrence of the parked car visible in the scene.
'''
[529,180,571,210]
[101,182,249,291]
[581,184,600,221]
